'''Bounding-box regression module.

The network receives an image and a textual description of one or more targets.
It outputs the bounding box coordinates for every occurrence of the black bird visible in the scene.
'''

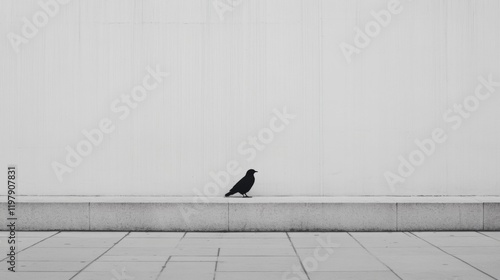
[225,169,258,198]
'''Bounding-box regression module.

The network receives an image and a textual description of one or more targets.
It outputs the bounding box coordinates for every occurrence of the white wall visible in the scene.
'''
[1,0,499,196]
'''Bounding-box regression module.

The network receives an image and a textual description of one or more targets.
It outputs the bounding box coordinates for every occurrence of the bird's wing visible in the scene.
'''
[229,177,247,192]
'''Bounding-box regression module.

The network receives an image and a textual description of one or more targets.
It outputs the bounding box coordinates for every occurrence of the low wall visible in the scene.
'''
[1,196,499,231]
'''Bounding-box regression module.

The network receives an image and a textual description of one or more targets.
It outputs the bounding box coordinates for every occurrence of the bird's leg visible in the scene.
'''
[243,193,252,198]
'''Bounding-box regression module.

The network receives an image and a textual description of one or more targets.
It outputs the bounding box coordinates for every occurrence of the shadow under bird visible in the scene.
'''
[224,169,258,198]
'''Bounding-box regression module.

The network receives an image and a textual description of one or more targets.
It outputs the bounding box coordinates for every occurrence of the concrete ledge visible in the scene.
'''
[397,203,483,231]
[0,196,498,231]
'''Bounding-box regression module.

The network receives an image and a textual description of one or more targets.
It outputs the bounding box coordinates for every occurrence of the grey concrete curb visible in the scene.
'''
[0,196,498,231]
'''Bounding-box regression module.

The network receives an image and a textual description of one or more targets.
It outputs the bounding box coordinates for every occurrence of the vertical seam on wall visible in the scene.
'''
[396,203,399,231]
[482,203,485,231]
[227,202,230,232]
[88,202,91,231]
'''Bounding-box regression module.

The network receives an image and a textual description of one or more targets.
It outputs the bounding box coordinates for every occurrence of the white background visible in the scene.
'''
[1,0,499,196]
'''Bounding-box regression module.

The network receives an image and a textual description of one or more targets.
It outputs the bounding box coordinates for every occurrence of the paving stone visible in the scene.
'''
[216,271,308,280]
[73,271,158,280]
[0,272,75,280]
[308,271,400,280]
[217,256,302,272]
[83,261,164,272]
[1,231,498,280]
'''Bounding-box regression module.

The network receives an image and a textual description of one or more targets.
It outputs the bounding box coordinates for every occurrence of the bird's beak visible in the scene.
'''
[255,171,258,173]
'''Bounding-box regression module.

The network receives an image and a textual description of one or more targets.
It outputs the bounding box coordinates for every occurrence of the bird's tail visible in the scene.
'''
[225,191,235,197]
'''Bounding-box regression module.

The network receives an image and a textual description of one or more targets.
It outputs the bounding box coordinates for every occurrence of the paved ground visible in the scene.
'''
[1,231,500,280]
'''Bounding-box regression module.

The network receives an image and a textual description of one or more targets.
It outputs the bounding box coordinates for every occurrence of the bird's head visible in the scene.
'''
[246,169,258,175]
